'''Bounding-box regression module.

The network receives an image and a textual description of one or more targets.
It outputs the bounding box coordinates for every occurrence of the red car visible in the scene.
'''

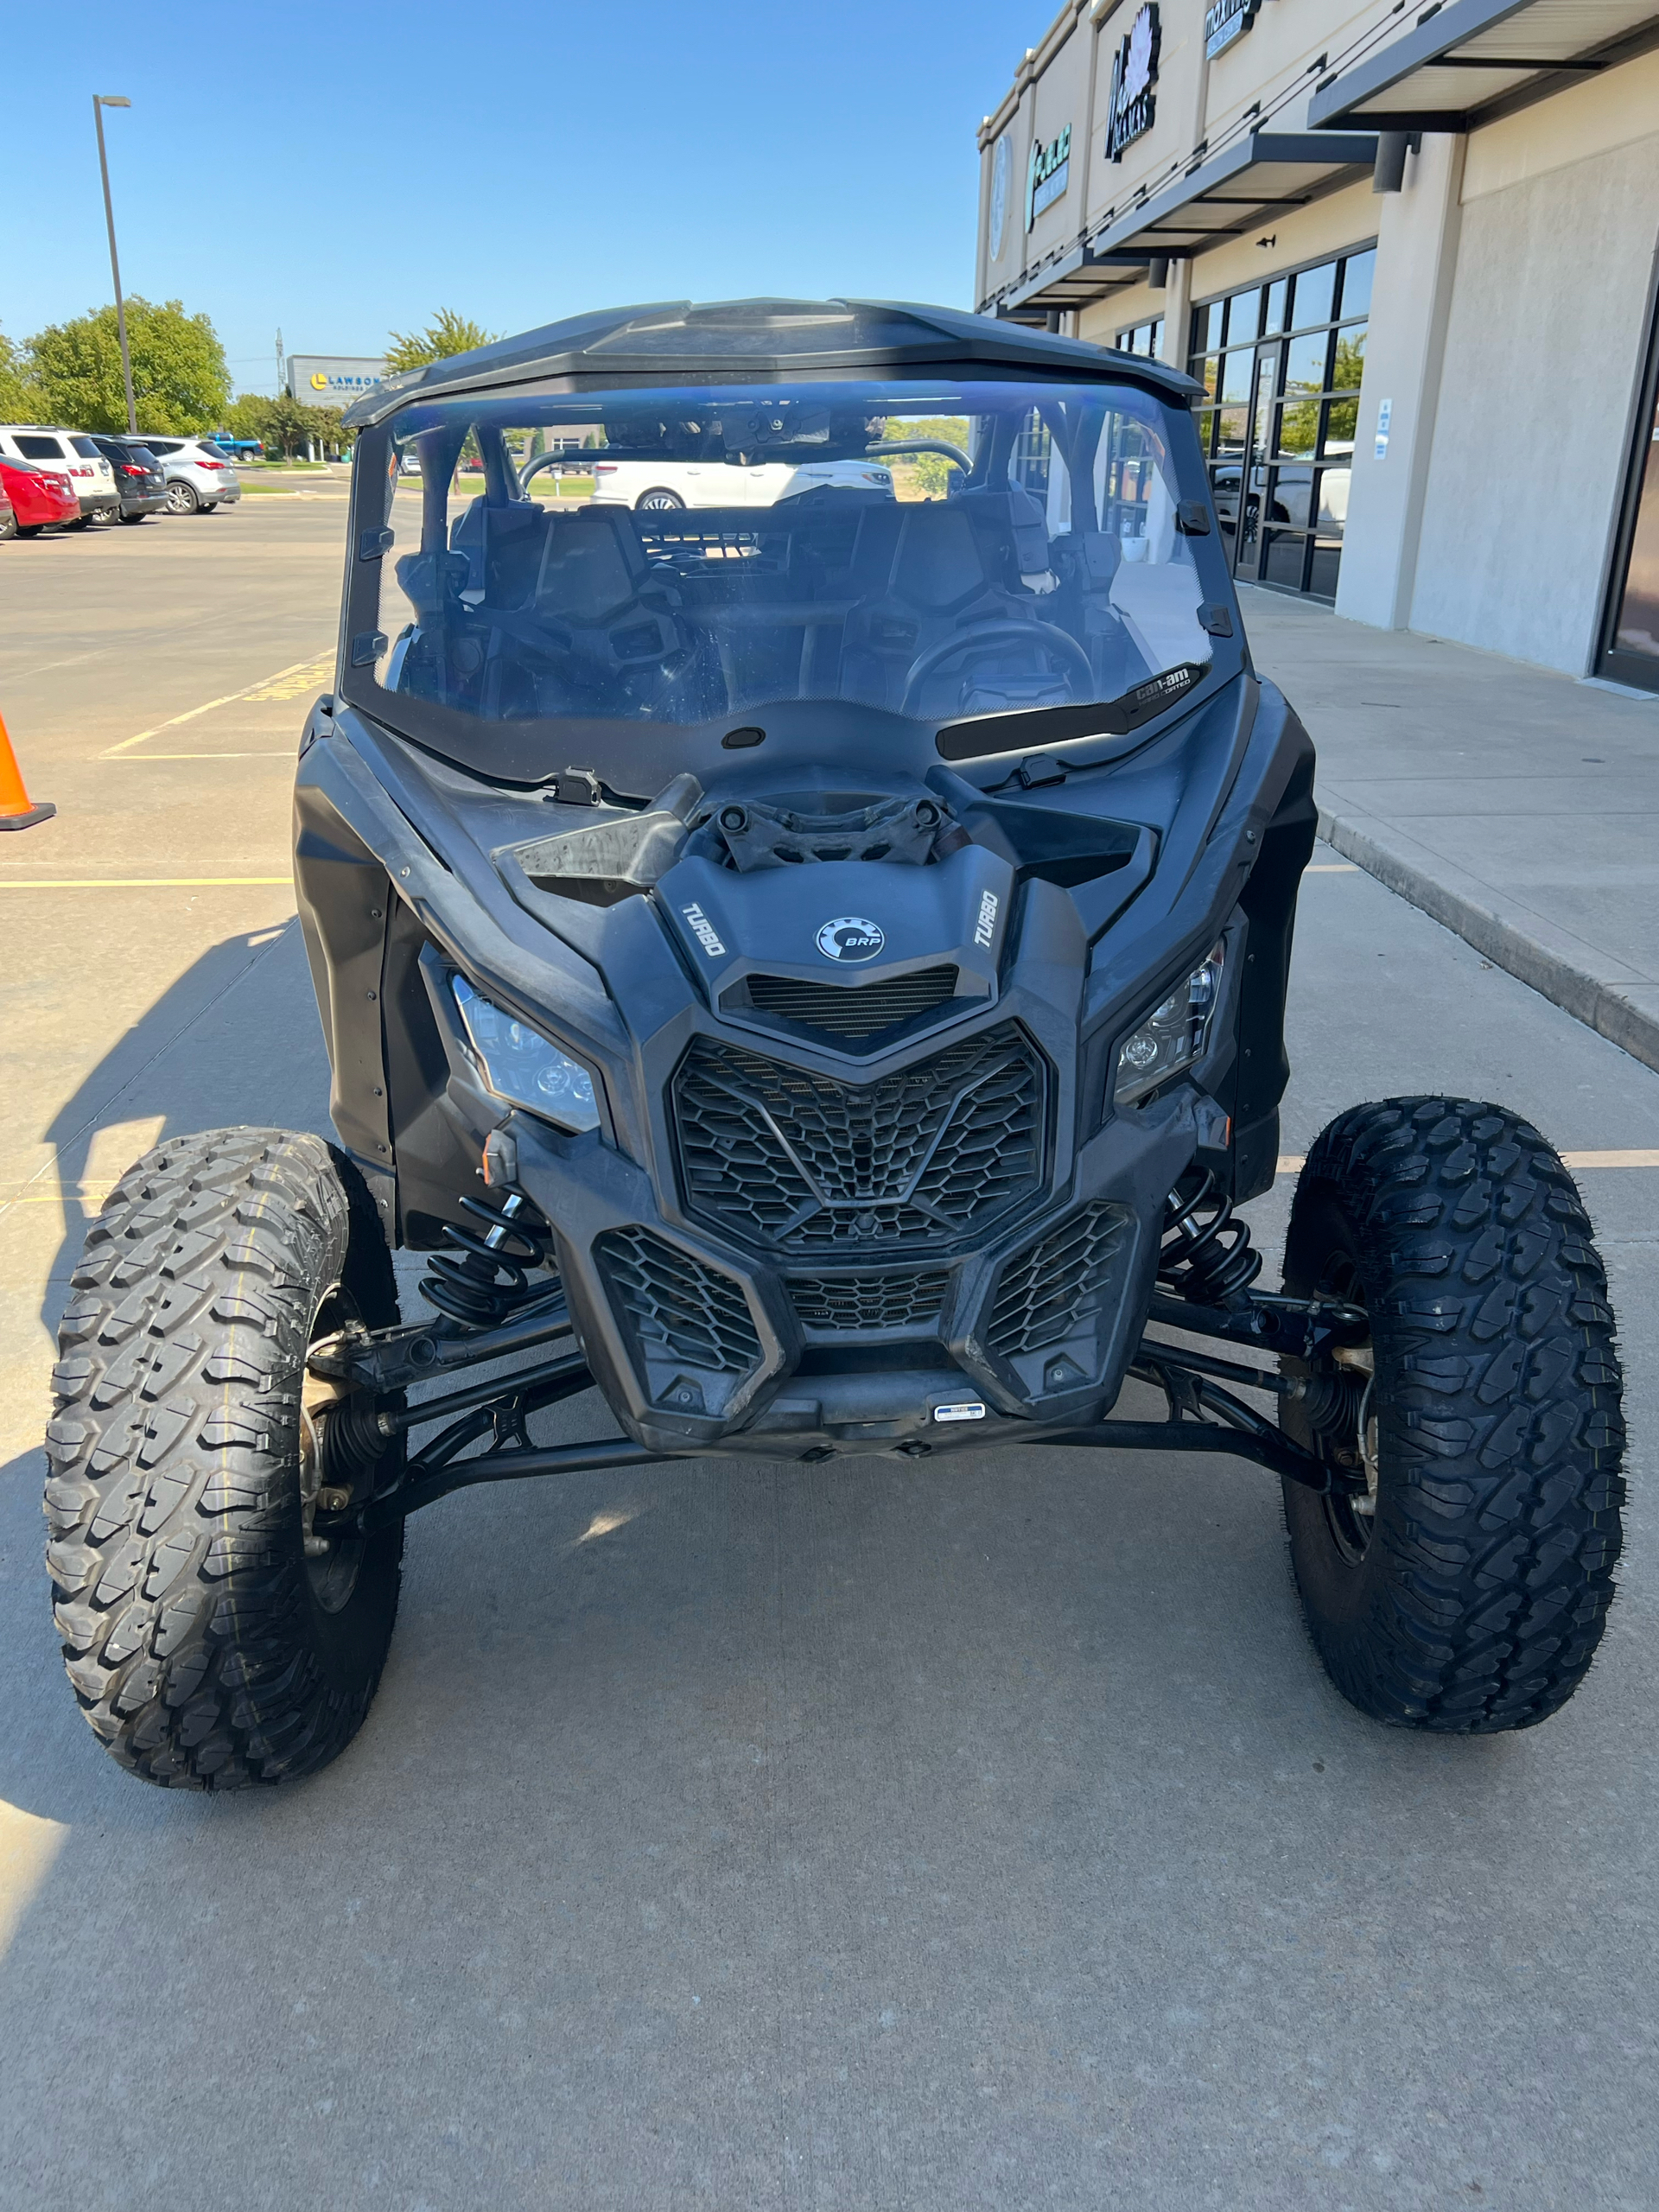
[0,456,79,537]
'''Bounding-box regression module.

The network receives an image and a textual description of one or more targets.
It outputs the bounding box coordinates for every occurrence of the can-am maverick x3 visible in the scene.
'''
[46,299,1624,1786]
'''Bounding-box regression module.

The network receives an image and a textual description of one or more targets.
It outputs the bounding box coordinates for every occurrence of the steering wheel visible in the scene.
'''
[899,619,1095,718]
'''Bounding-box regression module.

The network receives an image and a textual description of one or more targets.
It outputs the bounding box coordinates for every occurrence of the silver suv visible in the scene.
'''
[139,435,243,515]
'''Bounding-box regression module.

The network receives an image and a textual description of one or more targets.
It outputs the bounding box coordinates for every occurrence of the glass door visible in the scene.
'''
[1189,247,1372,602]
[1599,298,1659,693]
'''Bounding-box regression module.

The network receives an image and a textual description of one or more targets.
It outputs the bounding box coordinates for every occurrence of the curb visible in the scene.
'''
[1317,805,1659,1079]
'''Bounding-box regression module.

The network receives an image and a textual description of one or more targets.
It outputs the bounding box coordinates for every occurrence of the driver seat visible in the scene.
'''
[839,494,1025,712]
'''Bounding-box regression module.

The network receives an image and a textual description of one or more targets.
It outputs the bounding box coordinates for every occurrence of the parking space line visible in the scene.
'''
[99,654,331,757]
[0,876,292,888]
[1276,1149,1659,1172]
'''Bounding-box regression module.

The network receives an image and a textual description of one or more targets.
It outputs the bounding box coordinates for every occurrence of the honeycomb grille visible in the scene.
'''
[787,1270,950,1332]
[594,1227,761,1375]
[737,965,962,1040]
[672,1021,1045,1254]
[987,1204,1130,1361]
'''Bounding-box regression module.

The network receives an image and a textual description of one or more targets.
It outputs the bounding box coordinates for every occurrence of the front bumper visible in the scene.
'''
[499,1082,1200,1459]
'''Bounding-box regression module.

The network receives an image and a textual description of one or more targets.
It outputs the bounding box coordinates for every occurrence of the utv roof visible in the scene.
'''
[341,296,1199,429]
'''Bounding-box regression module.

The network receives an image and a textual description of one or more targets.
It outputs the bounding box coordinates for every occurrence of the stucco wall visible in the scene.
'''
[1410,128,1659,673]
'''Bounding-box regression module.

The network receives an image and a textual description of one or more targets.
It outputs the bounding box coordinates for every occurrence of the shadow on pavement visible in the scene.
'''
[31,918,327,1338]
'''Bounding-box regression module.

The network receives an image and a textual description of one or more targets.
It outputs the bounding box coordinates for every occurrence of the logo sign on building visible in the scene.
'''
[989,135,1013,259]
[285,355,387,409]
[1205,0,1262,58]
[1026,124,1072,231]
[1105,3,1160,163]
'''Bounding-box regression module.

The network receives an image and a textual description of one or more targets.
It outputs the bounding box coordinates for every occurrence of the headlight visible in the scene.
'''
[451,975,601,1132]
[1113,940,1225,1106]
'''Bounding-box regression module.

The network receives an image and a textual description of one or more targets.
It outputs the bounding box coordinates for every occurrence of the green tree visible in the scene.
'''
[883,415,971,500]
[0,327,41,420]
[221,393,275,446]
[385,308,498,372]
[29,296,229,435]
[248,394,347,460]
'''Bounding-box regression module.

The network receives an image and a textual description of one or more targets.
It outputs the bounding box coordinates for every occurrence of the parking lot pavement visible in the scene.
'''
[2,511,1656,2209]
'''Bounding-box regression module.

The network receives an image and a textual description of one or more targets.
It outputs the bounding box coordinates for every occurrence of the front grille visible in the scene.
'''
[735,965,962,1040]
[673,1021,1045,1254]
[594,1227,761,1375]
[788,1270,950,1332]
[988,1204,1131,1361]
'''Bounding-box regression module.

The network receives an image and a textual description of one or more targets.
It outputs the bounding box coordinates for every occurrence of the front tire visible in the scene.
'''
[44,1129,404,1788]
[1281,1098,1624,1732]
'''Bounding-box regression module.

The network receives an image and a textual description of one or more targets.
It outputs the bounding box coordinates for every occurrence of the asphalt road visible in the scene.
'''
[1,499,1656,2210]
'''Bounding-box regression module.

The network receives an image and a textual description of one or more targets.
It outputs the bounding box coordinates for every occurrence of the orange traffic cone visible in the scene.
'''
[0,709,54,831]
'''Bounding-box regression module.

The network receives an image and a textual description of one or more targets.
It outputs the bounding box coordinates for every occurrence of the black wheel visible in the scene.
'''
[1281,1097,1624,1732]
[44,1128,404,1788]
[634,487,684,511]
[0,509,16,541]
[16,524,41,537]
[118,511,149,524]
[165,480,199,515]
[199,502,219,514]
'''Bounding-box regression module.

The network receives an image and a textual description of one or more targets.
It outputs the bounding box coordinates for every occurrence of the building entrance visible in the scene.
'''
[1188,245,1373,601]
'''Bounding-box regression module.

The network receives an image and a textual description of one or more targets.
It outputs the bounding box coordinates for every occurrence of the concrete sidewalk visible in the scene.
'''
[1242,587,1659,1072]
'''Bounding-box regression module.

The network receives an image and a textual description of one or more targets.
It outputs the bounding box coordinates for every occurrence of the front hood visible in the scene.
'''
[655,844,1013,1027]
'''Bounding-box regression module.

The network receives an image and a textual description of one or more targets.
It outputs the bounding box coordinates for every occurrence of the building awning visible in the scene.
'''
[990,245,1157,327]
[1308,0,1659,133]
[1090,130,1380,258]
[982,130,1378,326]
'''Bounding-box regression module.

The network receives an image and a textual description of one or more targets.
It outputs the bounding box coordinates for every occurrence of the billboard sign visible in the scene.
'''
[286,355,387,410]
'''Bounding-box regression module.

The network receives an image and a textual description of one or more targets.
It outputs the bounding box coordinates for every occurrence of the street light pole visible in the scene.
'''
[92,95,137,435]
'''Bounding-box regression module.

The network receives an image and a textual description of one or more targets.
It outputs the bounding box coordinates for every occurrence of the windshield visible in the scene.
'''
[359,377,1215,755]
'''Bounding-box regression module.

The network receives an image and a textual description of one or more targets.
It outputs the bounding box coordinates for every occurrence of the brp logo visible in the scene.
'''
[816,916,885,963]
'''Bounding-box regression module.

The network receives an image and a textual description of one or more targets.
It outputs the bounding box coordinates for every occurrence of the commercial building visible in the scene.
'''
[285,355,388,410]
[975,0,1659,691]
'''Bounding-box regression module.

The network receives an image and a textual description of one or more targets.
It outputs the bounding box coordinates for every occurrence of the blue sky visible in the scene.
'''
[4,0,1041,396]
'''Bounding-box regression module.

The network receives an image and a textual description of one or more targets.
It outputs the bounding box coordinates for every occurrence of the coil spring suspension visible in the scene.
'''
[419,1190,556,1328]
[1156,1169,1262,1306]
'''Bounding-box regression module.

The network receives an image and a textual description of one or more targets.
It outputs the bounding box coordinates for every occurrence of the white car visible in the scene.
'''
[0,426,118,524]
[583,457,893,510]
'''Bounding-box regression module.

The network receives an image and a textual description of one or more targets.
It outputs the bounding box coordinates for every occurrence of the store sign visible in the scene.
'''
[286,354,386,408]
[1205,0,1261,58]
[1026,124,1072,230]
[989,136,1013,259]
[1105,3,1160,162]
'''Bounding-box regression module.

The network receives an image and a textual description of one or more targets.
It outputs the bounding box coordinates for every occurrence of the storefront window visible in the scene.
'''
[1189,244,1374,601]
[1598,295,1659,695]
[1115,317,1164,359]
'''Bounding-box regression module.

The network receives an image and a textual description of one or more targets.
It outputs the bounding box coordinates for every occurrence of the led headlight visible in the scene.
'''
[450,975,601,1132]
[1113,941,1225,1107]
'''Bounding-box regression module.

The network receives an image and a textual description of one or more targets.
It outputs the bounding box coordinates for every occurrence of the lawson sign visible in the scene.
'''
[285,355,387,408]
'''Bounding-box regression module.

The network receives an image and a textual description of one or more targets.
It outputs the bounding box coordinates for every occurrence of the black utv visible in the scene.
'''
[45,299,1624,1787]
